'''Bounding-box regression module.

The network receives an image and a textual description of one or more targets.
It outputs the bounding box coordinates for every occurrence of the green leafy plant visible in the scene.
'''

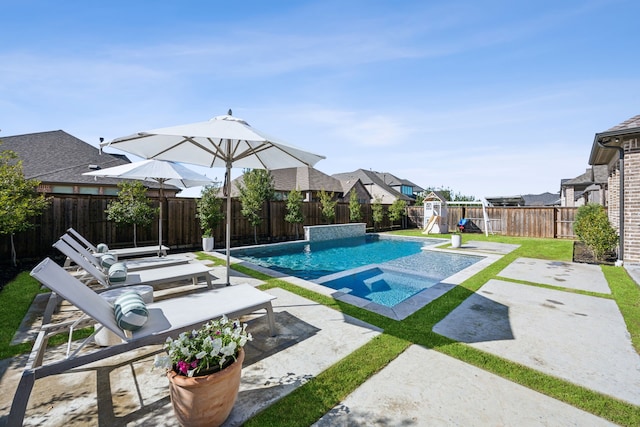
[371,195,384,231]
[238,169,274,244]
[348,189,362,223]
[284,187,304,239]
[105,181,158,247]
[388,199,407,227]
[154,315,252,377]
[573,203,618,261]
[196,181,224,238]
[0,147,50,266]
[318,189,337,224]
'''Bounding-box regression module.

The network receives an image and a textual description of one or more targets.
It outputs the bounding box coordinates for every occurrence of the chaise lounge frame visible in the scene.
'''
[67,227,170,258]
[7,257,276,426]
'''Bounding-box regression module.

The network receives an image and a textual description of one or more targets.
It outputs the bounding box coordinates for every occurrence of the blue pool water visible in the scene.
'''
[234,235,482,308]
[321,267,440,307]
[233,235,432,280]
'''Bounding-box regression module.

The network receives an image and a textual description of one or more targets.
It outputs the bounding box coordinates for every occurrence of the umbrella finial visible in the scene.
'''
[228,109,232,116]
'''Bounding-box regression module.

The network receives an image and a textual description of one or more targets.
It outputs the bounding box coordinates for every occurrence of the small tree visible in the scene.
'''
[318,189,337,224]
[348,189,362,223]
[105,181,158,247]
[196,181,224,238]
[238,169,274,244]
[371,195,385,231]
[388,199,407,228]
[573,203,618,261]
[285,187,304,239]
[0,148,50,266]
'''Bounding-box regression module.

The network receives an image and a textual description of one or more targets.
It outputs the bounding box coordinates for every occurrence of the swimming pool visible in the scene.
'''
[233,234,484,310]
[319,265,440,307]
[233,234,455,280]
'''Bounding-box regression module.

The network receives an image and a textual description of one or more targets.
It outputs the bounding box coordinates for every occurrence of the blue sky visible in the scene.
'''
[1,0,638,199]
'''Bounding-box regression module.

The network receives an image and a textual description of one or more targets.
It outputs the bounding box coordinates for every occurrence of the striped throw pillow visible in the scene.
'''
[100,253,118,269]
[114,291,148,331]
[108,262,128,283]
[96,243,109,253]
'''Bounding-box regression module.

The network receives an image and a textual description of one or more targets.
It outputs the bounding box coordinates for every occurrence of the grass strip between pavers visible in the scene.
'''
[244,334,409,427]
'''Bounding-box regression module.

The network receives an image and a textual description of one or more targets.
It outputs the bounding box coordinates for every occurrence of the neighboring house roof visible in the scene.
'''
[0,130,167,191]
[229,167,343,197]
[371,171,424,193]
[561,165,608,188]
[589,114,640,165]
[522,192,561,206]
[485,195,526,206]
[332,169,413,202]
[271,167,343,193]
[485,193,560,206]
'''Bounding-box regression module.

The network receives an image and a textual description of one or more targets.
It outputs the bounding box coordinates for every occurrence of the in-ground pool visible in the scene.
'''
[318,266,440,308]
[233,235,484,313]
[234,234,447,280]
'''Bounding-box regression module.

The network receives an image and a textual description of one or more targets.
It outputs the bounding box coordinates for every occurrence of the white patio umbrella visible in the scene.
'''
[101,111,325,285]
[83,159,214,254]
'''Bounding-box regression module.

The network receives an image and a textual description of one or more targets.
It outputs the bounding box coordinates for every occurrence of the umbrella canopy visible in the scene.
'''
[83,159,213,253]
[101,113,326,284]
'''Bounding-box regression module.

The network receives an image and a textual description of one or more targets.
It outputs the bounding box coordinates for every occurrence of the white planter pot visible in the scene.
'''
[202,237,214,252]
[451,234,462,248]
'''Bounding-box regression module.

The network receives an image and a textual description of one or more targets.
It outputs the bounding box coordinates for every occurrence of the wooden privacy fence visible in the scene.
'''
[406,206,577,239]
[2,195,577,263]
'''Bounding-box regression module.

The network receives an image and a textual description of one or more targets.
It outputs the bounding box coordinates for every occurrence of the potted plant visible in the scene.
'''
[196,182,224,251]
[154,315,252,427]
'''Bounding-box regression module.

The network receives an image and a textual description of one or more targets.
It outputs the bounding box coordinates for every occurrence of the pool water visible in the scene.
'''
[234,235,434,280]
[234,235,483,309]
[321,266,439,307]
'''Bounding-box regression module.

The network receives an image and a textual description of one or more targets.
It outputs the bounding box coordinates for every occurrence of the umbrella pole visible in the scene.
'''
[225,163,231,286]
[159,182,164,257]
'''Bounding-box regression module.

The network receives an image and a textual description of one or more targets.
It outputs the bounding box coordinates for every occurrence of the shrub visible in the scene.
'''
[573,204,618,261]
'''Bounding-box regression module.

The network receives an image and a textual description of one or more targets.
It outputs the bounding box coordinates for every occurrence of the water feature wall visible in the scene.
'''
[304,223,366,242]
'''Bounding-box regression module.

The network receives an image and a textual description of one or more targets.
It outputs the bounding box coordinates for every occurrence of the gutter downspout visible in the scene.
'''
[597,137,624,265]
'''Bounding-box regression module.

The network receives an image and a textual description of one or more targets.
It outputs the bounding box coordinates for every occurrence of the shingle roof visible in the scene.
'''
[562,165,608,186]
[332,169,413,201]
[371,171,424,192]
[271,167,343,193]
[229,167,344,196]
[607,114,640,132]
[590,114,640,165]
[0,130,165,189]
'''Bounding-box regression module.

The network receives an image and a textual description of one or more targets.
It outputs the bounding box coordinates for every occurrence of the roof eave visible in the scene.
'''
[589,127,640,165]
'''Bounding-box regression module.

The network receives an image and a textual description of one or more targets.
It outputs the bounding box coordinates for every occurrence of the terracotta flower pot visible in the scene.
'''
[167,348,244,427]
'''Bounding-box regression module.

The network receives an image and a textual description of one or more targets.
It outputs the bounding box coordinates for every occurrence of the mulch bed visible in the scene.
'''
[0,259,39,292]
[572,241,617,265]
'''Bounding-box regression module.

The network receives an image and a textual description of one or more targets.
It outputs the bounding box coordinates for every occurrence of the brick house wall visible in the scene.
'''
[607,144,640,264]
[624,149,640,263]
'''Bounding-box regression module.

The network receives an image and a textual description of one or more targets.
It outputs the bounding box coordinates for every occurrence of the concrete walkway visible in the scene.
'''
[2,247,639,426]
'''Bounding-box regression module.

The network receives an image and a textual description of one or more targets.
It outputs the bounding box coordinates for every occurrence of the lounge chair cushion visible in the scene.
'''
[108,262,128,283]
[114,291,148,331]
[96,243,109,253]
[100,254,117,269]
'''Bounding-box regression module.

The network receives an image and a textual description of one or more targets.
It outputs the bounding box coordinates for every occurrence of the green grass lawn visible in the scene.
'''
[2,233,640,426]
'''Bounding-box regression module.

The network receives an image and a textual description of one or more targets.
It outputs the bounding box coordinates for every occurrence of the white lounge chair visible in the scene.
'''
[7,257,276,427]
[67,227,170,258]
[60,233,190,272]
[53,239,213,289]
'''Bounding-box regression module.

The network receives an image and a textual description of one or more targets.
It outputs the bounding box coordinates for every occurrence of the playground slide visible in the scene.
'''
[423,215,440,234]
